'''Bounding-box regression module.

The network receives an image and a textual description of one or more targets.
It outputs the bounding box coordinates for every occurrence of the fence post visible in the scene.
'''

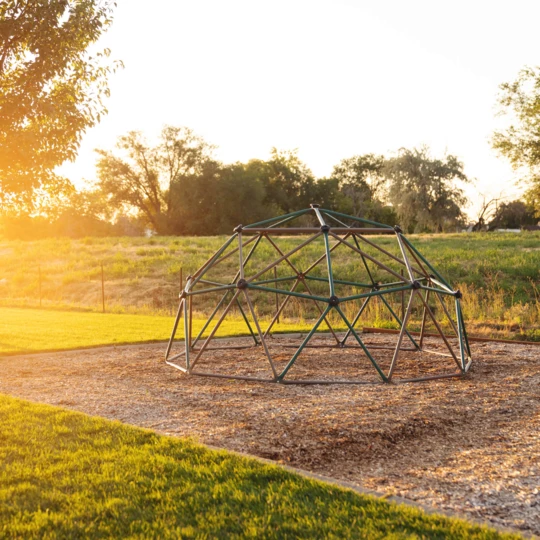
[38,265,42,308]
[101,263,105,313]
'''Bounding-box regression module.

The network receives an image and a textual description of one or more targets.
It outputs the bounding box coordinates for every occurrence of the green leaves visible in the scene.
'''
[492,66,540,217]
[383,147,469,233]
[0,0,118,210]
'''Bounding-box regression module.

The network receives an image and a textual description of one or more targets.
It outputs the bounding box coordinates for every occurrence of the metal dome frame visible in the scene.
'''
[165,205,472,384]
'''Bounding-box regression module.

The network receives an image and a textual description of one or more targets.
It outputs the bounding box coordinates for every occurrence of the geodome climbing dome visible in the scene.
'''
[165,205,472,384]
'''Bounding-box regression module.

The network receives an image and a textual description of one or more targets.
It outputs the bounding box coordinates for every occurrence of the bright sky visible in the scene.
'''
[60,0,540,217]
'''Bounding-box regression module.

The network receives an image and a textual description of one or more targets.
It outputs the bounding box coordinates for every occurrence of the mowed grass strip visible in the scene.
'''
[0,307,314,355]
[0,394,518,539]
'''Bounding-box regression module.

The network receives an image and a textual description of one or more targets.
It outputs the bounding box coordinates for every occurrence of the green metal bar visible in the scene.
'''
[198,278,229,287]
[323,232,335,296]
[320,213,378,287]
[328,212,383,285]
[353,235,377,286]
[334,305,388,382]
[243,208,311,229]
[304,275,373,289]
[268,212,309,229]
[278,305,331,381]
[263,279,301,338]
[196,278,258,344]
[191,291,231,347]
[341,295,371,344]
[248,283,328,303]
[378,294,420,349]
[321,210,348,228]
[401,236,453,290]
[340,284,413,303]
[187,284,236,296]
[323,208,394,229]
[190,233,238,288]
[189,290,242,371]
[240,233,262,271]
[248,232,322,282]
[236,297,259,346]
[252,275,300,286]
[329,232,405,282]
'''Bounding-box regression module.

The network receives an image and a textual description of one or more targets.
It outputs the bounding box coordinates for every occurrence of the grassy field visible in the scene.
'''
[0,393,518,539]
[0,307,316,355]
[0,232,538,340]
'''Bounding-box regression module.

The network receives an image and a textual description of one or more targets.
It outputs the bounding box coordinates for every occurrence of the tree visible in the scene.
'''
[329,154,387,218]
[471,195,502,232]
[214,163,269,233]
[488,200,537,230]
[95,126,219,234]
[262,148,315,213]
[0,0,117,210]
[383,147,469,233]
[492,66,540,217]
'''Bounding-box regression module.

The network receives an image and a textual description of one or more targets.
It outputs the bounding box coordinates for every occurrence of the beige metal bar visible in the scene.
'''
[328,232,406,282]
[247,233,322,282]
[189,290,241,371]
[417,292,462,370]
[263,235,340,344]
[354,232,424,277]
[396,233,415,282]
[387,290,416,381]
[243,290,278,378]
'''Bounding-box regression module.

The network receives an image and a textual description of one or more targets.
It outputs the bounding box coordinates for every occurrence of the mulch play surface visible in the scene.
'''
[1,335,538,536]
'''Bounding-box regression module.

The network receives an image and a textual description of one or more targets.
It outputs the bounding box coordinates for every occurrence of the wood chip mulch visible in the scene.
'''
[0,335,538,536]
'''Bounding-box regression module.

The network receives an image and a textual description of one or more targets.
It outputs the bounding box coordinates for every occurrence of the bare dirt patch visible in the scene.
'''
[0,336,538,536]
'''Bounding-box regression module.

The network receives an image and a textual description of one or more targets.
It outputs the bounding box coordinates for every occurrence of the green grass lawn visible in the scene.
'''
[0,307,314,355]
[0,394,518,539]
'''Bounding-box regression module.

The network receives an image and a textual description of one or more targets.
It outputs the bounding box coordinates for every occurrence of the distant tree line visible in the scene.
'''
[0,126,478,238]
[3,124,538,239]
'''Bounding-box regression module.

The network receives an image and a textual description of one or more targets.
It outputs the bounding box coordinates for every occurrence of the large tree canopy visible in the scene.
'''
[383,147,469,233]
[329,154,387,219]
[95,126,217,234]
[492,66,540,217]
[0,0,116,210]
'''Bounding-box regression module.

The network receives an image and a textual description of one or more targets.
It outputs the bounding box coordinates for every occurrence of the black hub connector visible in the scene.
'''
[454,289,463,299]
[236,278,248,289]
[310,203,320,208]
[412,280,422,290]
[321,224,330,233]
[233,224,243,233]
[329,295,340,306]
[394,225,403,233]
[372,282,381,291]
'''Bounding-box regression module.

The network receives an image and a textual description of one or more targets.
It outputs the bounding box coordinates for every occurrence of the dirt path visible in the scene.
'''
[1,336,539,536]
